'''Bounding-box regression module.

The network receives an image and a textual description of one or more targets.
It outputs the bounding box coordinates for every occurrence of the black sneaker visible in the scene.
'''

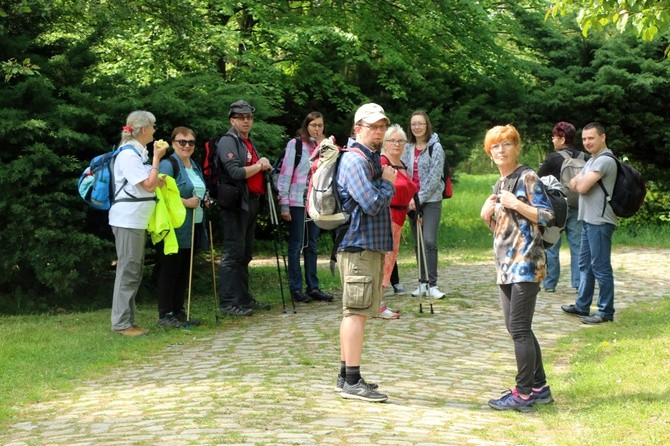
[335,375,379,392]
[244,299,271,311]
[291,289,312,303]
[561,304,589,317]
[341,379,388,402]
[219,305,253,316]
[580,314,613,324]
[158,313,183,328]
[175,310,201,326]
[307,288,334,302]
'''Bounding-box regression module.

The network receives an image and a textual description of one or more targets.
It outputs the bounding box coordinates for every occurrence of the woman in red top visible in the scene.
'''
[379,124,418,318]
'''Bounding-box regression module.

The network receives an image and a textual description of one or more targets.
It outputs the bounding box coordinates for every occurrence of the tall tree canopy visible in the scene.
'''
[1,0,668,310]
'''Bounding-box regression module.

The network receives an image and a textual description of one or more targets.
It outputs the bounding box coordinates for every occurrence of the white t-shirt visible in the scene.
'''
[108,140,156,229]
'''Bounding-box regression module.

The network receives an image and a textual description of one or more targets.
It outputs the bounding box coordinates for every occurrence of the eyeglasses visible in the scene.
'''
[308,123,324,128]
[175,139,196,147]
[385,139,405,145]
[411,122,427,128]
[360,123,388,132]
[490,141,514,151]
[232,114,254,121]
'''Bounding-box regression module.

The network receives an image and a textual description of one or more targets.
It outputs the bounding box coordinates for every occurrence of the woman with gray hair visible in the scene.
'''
[109,110,167,336]
[379,124,417,319]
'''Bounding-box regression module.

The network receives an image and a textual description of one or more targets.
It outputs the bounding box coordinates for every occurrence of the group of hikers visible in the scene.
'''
[104,101,620,410]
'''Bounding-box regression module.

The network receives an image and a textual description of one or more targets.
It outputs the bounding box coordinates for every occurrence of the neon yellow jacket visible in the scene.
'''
[148,175,186,254]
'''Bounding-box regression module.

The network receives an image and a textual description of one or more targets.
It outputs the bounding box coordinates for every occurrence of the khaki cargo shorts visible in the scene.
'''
[337,250,384,318]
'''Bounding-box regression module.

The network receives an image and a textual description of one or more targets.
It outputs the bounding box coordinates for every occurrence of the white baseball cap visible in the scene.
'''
[354,103,390,125]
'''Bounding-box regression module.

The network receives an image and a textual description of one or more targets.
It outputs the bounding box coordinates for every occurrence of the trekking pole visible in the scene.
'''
[266,176,296,314]
[417,217,434,314]
[185,206,197,330]
[208,219,220,326]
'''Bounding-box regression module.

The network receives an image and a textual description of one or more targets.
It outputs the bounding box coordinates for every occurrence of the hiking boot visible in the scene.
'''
[411,283,429,297]
[392,284,407,295]
[335,375,379,392]
[561,304,589,317]
[532,385,554,405]
[580,314,613,324]
[158,314,183,328]
[219,305,253,316]
[341,379,388,402]
[113,326,148,337]
[307,288,334,302]
[488,387,534,412]
[244,299,271,311]
[175,310,201,326]
[429,286,445,299]
[291,289,312,303]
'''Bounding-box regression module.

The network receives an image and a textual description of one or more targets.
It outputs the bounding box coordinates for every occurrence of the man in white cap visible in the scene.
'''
[335,103,397,402]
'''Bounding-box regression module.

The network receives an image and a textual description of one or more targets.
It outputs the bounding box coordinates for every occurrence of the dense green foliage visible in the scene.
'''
[1,0,668,310]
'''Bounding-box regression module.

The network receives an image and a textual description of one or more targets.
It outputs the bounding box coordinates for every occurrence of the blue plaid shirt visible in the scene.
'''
[336,141,395,253]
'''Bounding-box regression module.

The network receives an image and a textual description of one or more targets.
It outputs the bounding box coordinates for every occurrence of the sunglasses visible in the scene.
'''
[174,139,196,147]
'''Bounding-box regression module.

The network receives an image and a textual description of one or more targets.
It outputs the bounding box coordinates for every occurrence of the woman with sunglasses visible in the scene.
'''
[401,110,446,299]
[379,124,417,319]
[155,126,208,328]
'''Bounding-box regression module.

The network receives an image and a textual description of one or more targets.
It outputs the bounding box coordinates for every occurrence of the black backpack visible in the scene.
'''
[597,152,646,218]
[271,136,303,195]
[427,143,453,199]
[494,166,568,249]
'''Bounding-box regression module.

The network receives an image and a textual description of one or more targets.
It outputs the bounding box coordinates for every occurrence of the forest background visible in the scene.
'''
[1,0,668,312]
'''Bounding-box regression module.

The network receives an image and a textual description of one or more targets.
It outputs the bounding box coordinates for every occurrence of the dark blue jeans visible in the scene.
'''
[218,198,260,308]
[498,282,546,394]
[575,222,616,319]
[287,206,320,291]
[544,207,582,290]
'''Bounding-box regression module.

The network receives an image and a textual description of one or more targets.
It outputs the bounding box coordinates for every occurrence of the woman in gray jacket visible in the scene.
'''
[401,110,446,299]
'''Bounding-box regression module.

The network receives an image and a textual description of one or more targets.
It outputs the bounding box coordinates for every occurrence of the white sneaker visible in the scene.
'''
[429,286,445,299]
[411,283,429,297]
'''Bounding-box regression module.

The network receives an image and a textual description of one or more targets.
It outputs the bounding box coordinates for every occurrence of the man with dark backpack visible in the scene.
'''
[561,122,617,325]
[215,100,273,316]
[538,121,589,293]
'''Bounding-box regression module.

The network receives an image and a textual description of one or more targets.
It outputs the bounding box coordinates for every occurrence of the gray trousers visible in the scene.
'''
[111,226,146,330]
[409,201,442,287]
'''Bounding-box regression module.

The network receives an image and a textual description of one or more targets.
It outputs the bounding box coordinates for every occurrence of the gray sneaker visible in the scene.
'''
[335,375,379,392]
[340,379,388,402]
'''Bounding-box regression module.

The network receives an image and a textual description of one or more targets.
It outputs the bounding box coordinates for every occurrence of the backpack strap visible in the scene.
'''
[113,145,157,205]
[168,156,180,181]
[596,152,617,217]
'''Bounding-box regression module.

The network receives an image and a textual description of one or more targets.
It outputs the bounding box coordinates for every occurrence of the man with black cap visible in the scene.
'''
[334,103,397,402]
[216,100,273,316]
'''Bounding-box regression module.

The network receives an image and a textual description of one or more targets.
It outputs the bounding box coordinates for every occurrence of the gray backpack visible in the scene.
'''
[558,150,586,208]
[306,138,369,230]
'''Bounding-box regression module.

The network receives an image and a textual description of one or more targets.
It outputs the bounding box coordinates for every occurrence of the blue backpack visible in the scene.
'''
[78,145,155,210]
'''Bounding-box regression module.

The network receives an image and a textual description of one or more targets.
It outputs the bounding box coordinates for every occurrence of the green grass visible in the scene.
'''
[528,296,670,446]
[2,173,669,438]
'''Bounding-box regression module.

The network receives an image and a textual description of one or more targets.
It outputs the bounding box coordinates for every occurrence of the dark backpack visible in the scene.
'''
[77,145,156,210]
[494,166,568,248]
[597,152,646,218]
[271,136,303,194]
[427,143,453,199]
[201,133,227,200]
[557,150,587,208]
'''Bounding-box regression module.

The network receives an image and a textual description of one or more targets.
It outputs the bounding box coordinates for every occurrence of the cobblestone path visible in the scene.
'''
[2,248,668,445]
